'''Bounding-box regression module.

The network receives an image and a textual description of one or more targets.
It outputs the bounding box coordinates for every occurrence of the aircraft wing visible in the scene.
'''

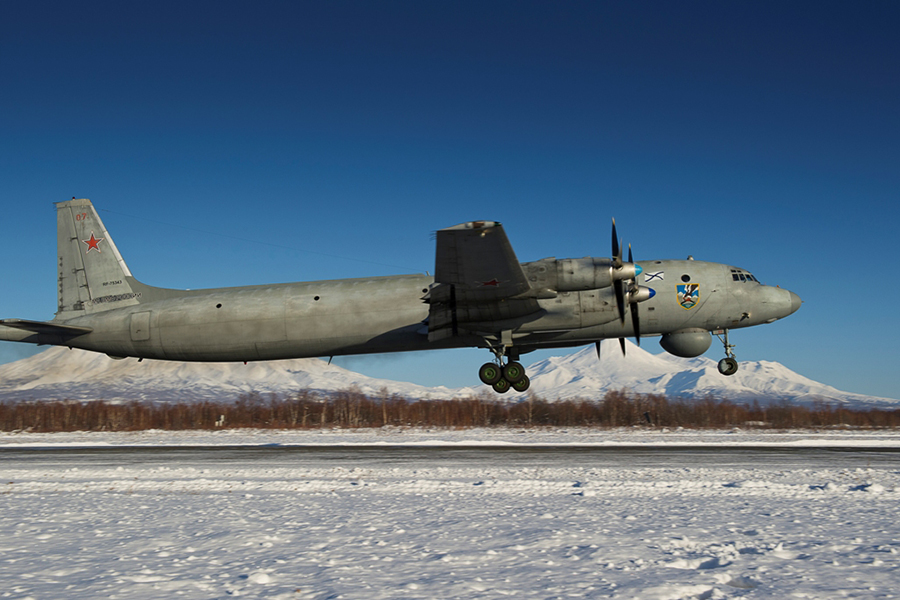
[0,319,93,337]
[428,221,540,341]
[433,221,531,301]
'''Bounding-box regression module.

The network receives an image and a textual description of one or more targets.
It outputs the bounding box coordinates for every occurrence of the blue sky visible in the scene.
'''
[2,1,898,399]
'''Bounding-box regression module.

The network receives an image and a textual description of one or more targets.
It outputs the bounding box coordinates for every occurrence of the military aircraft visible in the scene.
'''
[1,198,801,393]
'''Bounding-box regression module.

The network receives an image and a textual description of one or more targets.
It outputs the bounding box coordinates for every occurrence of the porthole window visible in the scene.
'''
[681,274,691,282]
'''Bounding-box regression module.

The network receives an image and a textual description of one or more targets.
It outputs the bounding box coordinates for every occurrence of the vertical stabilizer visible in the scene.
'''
[56,199,140,318]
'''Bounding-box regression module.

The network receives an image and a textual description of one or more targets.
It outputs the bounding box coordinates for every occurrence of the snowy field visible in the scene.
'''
[2,428,900,599]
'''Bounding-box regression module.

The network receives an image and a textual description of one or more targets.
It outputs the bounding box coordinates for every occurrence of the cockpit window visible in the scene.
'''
[731,269,759,284]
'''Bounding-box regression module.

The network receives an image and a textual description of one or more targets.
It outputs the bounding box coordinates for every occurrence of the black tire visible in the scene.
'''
[479,362,502,385]
[492,378,511,393]
[511,374,530,393]
[718,357,739,376]
[502,361,526,384]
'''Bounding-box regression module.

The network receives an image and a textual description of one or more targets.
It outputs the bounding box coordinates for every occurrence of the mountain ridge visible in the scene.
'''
[0,340,895,409]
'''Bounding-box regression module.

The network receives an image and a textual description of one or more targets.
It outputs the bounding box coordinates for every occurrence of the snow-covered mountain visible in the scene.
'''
[0,340,896,409]
[0,347,478,403]
[526,340,900,409]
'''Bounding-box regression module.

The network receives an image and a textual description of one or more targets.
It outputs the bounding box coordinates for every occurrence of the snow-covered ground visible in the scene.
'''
[4,426,900,448]
[2,428,899,599]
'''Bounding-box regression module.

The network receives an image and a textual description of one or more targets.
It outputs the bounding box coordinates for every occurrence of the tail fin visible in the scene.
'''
[56,198,142,318]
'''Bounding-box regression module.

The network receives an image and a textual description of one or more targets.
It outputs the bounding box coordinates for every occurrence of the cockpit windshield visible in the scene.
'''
[730,269,759,283]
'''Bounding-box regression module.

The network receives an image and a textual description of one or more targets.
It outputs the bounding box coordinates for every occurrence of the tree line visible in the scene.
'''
[2,389,899,432]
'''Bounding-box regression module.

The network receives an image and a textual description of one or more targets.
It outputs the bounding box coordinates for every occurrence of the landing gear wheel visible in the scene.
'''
[511,374,530,393]
[718,357,739,376]
[479,363,503,385]
[715,330,739,376]
[502,361,525,384]
[492,378,512,394]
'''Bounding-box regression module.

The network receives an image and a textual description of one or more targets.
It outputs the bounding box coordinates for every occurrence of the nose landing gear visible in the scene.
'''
[718,356,738,376]
[715,329,739,376]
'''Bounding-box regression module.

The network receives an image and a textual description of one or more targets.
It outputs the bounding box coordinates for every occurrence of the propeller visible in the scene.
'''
[608,220,654,356]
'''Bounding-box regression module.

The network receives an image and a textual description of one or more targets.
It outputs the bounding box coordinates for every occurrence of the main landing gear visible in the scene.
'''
[478,344,530,393]
[479,360,530,393]
[716,329,739,376]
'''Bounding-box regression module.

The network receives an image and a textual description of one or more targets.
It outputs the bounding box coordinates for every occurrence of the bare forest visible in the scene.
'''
[2,389,899,432]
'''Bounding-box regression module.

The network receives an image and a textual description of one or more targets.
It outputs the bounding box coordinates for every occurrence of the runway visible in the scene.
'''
[4,443,900,470]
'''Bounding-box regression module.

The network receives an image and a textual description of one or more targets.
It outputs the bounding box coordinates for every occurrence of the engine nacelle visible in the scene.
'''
[628,286,655,303]
[521,257,641,293]
[659,328,712,358]
[556,258,615,291]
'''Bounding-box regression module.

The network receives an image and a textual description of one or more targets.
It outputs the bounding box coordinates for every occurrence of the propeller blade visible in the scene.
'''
[614,279,626,323]
[619,337,626,356]
[627,243,639,344]
[612,222,626,322]
[595,341,601,359]
[612,219,622,268]
[631,300,641,346]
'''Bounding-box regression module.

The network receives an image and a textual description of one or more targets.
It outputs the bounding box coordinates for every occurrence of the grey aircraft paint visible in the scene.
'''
[0,199,801,392]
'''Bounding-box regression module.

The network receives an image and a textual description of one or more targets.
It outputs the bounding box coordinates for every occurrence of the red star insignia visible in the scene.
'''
[480,279,501,287]
[83,232,104,253]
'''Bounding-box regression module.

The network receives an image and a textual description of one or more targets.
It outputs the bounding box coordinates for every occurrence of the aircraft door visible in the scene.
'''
[130,311,151,342]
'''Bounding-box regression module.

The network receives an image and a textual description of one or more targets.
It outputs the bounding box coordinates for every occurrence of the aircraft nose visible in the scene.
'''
[788,291,802,315]
[782,290,803,317]
[764,287,802,322]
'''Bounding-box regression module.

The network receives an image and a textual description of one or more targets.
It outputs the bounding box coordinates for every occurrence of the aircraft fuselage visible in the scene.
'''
[4,259,797,363]
[0,199,801,390]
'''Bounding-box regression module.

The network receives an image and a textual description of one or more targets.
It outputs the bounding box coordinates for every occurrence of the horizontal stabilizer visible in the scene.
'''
[0,319,93,337]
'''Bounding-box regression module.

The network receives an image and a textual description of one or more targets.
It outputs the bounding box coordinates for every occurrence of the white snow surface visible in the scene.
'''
[3,426,900,448]
[2,428,900,599]
[0,339,897,408]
